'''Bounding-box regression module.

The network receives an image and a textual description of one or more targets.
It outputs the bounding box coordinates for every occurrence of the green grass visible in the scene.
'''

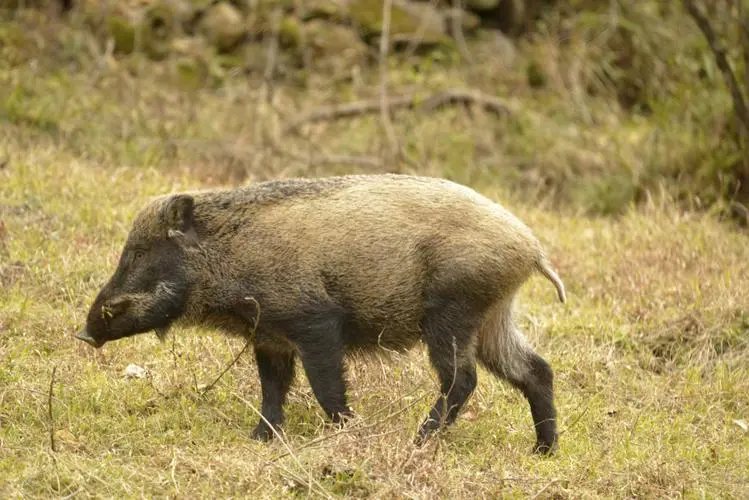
[2,5,749,498]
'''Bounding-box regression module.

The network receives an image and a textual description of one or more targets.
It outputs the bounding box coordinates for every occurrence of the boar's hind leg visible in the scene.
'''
[477,299,557,454]
[252,346,296,441]
[415,297,480,445]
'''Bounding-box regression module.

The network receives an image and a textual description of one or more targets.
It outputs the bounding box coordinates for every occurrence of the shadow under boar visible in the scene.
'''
[76,174,567,454]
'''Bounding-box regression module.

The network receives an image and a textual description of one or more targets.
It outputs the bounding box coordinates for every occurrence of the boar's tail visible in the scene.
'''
[536,256,566,304]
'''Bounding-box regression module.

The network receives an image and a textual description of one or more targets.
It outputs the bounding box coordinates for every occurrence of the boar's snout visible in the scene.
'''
[76,291,132,348]
[75,327,104,348]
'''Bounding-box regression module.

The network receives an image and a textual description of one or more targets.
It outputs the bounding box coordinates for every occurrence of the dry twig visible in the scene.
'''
[199,297,260,395]
[531,479,561,499]
[48,365,57,453]
[232,392,332,499]
[270,389,428,462]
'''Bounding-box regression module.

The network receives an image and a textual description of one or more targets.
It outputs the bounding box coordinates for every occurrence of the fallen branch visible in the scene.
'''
[284,88,514,134]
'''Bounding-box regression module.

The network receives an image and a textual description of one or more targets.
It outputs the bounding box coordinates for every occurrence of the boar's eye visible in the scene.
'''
[132,249,146,262]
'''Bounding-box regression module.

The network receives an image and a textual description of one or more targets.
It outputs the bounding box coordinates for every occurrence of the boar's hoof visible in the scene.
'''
[533,439,557,456]
[330,407,355,426]
[413,415,443,446]
[251,421,281,442]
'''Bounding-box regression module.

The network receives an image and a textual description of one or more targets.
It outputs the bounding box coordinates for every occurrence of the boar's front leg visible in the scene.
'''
[251,345,297,441]
[230,294,297,441]
[288,311,353,426]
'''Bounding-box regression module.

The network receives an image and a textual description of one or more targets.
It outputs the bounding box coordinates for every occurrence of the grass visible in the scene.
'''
[1,5,749,498]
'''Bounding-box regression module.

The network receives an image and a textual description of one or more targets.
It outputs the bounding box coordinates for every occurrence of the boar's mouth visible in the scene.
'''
[75,327,105,348]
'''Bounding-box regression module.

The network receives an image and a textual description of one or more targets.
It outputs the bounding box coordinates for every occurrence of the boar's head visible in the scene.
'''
[76,195,199,348]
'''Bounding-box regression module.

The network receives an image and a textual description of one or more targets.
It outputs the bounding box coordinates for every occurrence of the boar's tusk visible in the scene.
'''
[154,327,170,342]
[75,328,103,348]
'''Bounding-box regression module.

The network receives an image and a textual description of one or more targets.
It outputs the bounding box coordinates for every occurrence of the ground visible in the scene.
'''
[1,5,749,499]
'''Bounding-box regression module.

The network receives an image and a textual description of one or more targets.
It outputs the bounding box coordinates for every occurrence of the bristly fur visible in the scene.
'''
[81,174,566,453]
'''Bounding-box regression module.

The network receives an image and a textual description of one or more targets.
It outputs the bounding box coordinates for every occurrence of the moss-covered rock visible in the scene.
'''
[468,0,529,36]
[304,19,368,70]
[140,1,181,60]
[349,0,448,47]
[444,7,481,34]
[303,0,349,21]
[350,0,417,36]
[198,1,247,53]
[170,35,208,57]
[526,59,547,88]
[174,55,211,90]
[279,15,302,48]
[245,11,271,40]
[106,14,137,54]
[239,40,300,78]
[464,0,501,10]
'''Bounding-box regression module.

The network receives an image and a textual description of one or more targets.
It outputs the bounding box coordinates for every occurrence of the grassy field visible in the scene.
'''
[2,6,749,499]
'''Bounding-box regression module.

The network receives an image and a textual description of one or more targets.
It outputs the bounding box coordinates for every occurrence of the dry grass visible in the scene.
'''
[1,6,749,499]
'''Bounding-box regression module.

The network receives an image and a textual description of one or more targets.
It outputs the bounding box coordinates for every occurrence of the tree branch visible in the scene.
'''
[283,88,514,134]
[379,0,400,166]
[683,0,749,133]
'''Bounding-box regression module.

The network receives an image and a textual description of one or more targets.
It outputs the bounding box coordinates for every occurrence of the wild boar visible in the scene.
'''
[76,174,566,454]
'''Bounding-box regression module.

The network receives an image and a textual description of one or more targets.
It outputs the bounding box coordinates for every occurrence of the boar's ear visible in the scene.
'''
[162,195,198,247]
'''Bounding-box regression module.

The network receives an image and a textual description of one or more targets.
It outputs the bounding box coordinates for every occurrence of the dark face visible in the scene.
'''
[76,195,197,348]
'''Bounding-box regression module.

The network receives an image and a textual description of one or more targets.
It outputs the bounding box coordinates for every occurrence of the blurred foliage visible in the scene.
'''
[0,0,747,221]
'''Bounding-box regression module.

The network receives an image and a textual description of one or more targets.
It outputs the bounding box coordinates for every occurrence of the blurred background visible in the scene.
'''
[1,0,747,219]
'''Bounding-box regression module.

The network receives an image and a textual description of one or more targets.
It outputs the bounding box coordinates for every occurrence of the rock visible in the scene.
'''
[494,0,526,35]
[241,42,270,74]
[464,0,501,10]
[392,0,446,44]
[246,11,271,40]
[140,1,181,60]
[185,0,213,9]
[303,0,348,21]
[170,36,203,56]
[349,0,448,47]
[198,1,247,53]
[279,15,302,48]
[106,14,137,54]
[526,59,547,88]
[225,0,253,13]
[444,7,482,34]
[467,0,529,36]
[123,363,149,379]
[304,19,368,71]
[239,40,300,79]
[174,55,215,89]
